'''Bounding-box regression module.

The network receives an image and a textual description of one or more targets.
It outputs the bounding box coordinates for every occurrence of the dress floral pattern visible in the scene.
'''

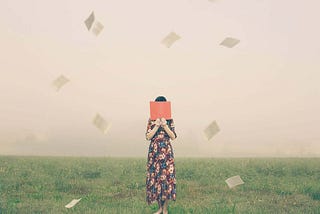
[145,118,177,206]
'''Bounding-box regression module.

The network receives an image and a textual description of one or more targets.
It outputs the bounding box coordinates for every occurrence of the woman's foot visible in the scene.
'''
[162,200,168,214]
[153,208,162,214]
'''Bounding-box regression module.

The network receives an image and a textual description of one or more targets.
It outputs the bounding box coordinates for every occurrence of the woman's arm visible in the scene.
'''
[146,118,161,140]
[163,125,176,140]
[161,118,176,140]
[146,124,160,140]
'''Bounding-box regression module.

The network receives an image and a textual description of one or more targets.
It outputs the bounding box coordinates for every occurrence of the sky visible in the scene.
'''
[0,0,320,157]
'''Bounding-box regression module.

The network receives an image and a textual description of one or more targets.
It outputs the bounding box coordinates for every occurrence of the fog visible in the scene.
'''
[1,0,320,157]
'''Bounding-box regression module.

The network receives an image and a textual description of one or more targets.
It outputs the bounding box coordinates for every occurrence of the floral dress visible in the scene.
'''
[145,119,177,206]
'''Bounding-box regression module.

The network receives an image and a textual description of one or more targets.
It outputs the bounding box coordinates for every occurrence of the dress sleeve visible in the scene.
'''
[169,119,177,139]
[145,119,153,140]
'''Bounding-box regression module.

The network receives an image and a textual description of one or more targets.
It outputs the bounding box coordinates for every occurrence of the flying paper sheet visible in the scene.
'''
[161,32,181,48]
[203,120,220,141]
[220,37,240,48]
[84,11,95,31]
[225,175,244,188]
[65,198,82,208]
[92,21,104,36]
[93,114,111,134]
[52,75,70,91]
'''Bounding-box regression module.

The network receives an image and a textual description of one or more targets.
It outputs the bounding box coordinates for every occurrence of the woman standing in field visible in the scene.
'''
[145,96,177,214]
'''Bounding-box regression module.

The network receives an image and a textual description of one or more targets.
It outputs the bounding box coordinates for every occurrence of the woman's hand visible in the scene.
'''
[160,118,167,127]
[154,118,161,126]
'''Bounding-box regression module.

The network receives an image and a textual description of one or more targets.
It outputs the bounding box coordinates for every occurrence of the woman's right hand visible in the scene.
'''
[154,118,161,126]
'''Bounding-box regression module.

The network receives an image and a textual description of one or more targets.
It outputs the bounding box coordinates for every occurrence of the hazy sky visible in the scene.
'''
[0,0,320,157]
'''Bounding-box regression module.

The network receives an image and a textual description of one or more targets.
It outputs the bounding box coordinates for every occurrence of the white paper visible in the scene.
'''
[203,120,220,141]
[220,37,240,48]
[92,21,104,36]
[93,114,111,134]
[85,11,95,31]
[65,198,82,208]
[52,75,70,91]
[161,32,181,48]
[225,175,244,188]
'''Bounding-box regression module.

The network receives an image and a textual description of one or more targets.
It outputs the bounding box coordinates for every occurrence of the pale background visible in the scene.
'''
[0,0,319,157]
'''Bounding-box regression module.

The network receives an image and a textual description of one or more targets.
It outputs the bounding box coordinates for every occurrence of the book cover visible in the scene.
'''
[150,101,171,120]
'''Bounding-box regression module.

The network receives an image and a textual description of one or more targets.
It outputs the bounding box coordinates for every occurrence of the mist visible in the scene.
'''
[1,0,320,157]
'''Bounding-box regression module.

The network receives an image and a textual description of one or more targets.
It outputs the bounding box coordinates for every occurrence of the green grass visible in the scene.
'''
[0,157,320,213]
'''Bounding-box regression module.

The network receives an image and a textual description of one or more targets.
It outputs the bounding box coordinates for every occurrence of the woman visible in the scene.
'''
[145,96,177,214]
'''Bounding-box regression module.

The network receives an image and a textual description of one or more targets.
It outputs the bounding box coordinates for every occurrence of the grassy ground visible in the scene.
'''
[0,156,320,213]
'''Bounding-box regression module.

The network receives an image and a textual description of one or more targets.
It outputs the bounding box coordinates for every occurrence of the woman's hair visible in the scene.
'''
[155,96,167,102]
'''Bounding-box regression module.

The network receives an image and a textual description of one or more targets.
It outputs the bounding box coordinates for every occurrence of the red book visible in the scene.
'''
[150,101,172,120]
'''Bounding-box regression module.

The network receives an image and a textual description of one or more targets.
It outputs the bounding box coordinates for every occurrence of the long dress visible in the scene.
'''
[145,119,177,206]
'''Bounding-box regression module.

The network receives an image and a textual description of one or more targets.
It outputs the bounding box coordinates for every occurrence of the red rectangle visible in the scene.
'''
[150,101,171,120]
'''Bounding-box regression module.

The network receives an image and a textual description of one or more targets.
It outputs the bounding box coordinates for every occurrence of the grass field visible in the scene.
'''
[0,156,320,213]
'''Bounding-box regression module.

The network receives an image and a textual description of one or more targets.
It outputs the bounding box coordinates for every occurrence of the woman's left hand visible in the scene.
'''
[160,118,167,127]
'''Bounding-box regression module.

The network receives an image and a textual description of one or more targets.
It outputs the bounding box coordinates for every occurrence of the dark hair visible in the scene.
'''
[155,96,167,102]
